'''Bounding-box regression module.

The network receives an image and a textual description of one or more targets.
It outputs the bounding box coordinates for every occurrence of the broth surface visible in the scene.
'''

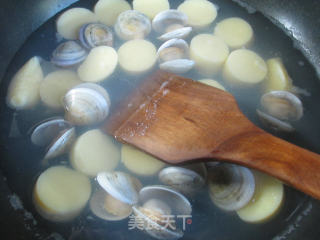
[1,0,320,239]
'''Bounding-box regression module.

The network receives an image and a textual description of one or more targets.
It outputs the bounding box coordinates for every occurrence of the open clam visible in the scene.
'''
[208,163,255,211]
[90,171,142,221]
[30,117,75,163]
[73,83,111,102]
[257,109,295,132]
[132,185,192,240]
[51,41,87,67]
[97,171,139,205]
[43,127,76,160]
[114,10,151,40]
[260,90,303,121]
[79,23,113,49]
[89,189,133,221]
[258,90,302,132]
[158,163,207,195]
[157,38,195,74]
[63,83,111,125]
[152,10,192,41]
[30,117,72,147]
[138,198,175,233]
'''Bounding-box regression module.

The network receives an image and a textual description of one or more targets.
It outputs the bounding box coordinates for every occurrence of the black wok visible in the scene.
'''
[0,0,320,239]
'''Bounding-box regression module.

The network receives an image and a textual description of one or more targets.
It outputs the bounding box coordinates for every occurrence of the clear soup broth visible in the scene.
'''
[1,0,320,239]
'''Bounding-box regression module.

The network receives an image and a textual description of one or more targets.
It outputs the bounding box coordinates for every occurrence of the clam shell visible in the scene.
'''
[43,127,76,160]
[208,163,255,211]
[137,185,192,215]
[152,10,188,34]
[73,83,111,104]
[261,90,303,121]
[257,109,295,132]
[159,59,195,74]
[114,10,151,40]
[89,189,133,221]
[142,199,172,216]
[132,185,191,240]
[157,39,194,74]
[158,164,206,195]
[157,38,189,60]
[51,41,87,67]
[63,85,110,126]
[30,117,72,147]
[79,23,113,49]
[97,171,139,205]
[132,206,183,240]
[158,27,192,41]
[90,175,142,221]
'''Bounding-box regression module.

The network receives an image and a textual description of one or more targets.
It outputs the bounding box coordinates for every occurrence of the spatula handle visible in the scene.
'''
[210,129,320,200]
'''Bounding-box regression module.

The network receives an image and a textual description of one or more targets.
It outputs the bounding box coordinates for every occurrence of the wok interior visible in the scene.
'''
[0,0,320,239]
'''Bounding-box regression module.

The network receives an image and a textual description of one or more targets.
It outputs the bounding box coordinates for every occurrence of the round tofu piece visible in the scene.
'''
[198,79,226,91]
[133,0,170,19]
[237,172,284,223]
[94,0,132,26]
[33,166,91,222]
[70,129,120,177]
[190,34,229,76]
[7,56,43,110]
[121,144,165,176]
[223,49,267,86]
[77,46,118,82]
[56,8,97,40]
[177,0,217,28]
[40,70,82,109]
[264,58,293,92]
[214,17,254,49]
[118,39,157,74]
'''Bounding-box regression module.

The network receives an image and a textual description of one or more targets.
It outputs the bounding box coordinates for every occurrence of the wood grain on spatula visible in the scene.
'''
[103,70,320,200]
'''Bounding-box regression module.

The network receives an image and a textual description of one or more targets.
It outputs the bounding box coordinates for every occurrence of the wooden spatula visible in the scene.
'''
[103,70,320,200]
